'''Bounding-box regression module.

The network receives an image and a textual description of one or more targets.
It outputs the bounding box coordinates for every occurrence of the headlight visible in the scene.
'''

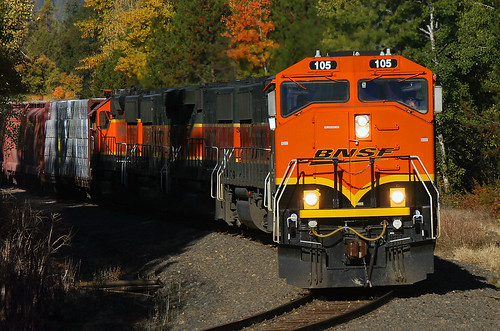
[304,190,320,209]
[390,188,406,207]
[355,115,370,139]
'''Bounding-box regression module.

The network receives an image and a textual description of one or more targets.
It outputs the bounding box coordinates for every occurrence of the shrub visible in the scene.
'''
[442,180,500,218]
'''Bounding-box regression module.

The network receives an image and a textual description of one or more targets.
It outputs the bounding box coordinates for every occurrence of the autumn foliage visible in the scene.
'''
[222,0,278,75]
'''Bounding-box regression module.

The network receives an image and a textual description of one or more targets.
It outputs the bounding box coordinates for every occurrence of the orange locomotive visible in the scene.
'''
[266,50,442,287]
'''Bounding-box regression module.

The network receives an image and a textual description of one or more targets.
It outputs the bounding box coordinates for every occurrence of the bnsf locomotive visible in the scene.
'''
[1,51,442,288]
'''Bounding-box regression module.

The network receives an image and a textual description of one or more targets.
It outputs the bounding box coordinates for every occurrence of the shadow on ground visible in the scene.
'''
[2,188,215,330]
[397,256,496,299]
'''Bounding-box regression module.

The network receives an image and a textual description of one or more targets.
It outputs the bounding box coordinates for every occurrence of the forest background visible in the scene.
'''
[0,0,498,198]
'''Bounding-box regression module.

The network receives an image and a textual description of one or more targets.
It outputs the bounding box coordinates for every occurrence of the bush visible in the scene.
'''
[442,180,500,218]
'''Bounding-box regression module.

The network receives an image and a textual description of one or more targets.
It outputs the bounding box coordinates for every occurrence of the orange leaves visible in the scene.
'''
[222,0,278,75]
[52,73,83,99]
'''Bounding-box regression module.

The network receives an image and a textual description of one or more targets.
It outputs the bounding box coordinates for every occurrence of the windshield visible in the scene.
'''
[280,80,349,117]
[358,78,428,113]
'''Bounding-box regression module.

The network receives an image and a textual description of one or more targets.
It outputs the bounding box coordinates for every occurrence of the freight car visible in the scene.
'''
[1,50,442,288]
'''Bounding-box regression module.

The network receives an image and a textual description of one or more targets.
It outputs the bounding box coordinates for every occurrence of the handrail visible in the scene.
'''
[209,146,219,199]
[212,147,270,201]
[409,155,440,239]
[264,172,271,210]
[273,159,298,243]
[216,148,234,201]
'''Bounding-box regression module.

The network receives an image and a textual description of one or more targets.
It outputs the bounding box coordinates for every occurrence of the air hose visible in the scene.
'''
[310,220,389,241]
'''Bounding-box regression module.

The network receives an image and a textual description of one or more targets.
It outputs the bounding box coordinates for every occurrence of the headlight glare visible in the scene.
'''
[390,188,406,207]
[304,190,320,209]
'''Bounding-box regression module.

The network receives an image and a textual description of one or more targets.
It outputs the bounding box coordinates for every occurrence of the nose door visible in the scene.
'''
[313,109,354,203]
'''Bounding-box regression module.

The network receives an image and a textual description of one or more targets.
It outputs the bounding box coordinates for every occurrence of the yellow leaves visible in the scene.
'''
[77,0,173,83]
[115,51,147,81]
[0,0,34,54]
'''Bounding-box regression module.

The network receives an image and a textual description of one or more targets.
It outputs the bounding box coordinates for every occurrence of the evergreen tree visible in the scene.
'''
[144,0,232,87]
[25,0,58,59]
[429,0,499,190]
[270,0,323,72]
[316,0,392,51]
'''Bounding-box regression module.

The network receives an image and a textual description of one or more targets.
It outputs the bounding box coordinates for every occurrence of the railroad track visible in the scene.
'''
[204,289,394,331]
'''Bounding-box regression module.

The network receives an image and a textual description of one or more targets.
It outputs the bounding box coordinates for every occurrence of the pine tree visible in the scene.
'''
[270,0,323,72]
[144,0,232,87]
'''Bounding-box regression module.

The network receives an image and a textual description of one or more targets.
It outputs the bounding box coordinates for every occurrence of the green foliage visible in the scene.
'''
[25,0,58,59]
[0,0,33,96]
[317,0,391,51]
[17,55,61,97]
[144,0,233,86]
[0,53,25,96]
[270,0,323,72]
[89,50,129,95]
[431,0,499,191]
[52,1,95,77]
[19,0,91,98]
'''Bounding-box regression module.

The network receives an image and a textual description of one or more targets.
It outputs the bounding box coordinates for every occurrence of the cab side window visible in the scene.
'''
[99,111,110,129]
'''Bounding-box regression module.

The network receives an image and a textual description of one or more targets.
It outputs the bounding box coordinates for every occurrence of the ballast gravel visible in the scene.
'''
[143,231,308,330]
[145,229,499,331]
[147,232,500,331]
[5,189,498,330]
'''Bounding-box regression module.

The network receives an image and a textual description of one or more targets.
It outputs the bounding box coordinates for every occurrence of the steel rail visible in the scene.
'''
[294,290,394,331]
[203,290,394,331]
[203,293,317,331]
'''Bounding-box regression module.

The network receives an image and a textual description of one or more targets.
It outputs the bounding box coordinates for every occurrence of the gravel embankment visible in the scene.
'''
[3,189,498,330]
[147,230,499,331]
[141,232,308,330]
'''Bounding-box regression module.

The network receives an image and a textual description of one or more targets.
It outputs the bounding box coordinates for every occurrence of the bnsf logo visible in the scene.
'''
[309,148,395,165]
[314,148,395,158]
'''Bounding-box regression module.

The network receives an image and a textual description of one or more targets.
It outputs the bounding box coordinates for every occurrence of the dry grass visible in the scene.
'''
[141,280,182,330]
[0,197,72,329]
[453,245,500,276]
[436,207,500,281]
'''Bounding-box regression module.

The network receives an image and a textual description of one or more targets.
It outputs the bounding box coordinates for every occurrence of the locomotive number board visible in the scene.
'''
[309,60,338,70]
[369,58,398,69]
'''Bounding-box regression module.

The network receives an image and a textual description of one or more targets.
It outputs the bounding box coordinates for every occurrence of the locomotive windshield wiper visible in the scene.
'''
[367,71,426,82]
[287,76,307,90]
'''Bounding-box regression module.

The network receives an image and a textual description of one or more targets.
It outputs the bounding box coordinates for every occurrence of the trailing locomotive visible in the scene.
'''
[1,50,442,288]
